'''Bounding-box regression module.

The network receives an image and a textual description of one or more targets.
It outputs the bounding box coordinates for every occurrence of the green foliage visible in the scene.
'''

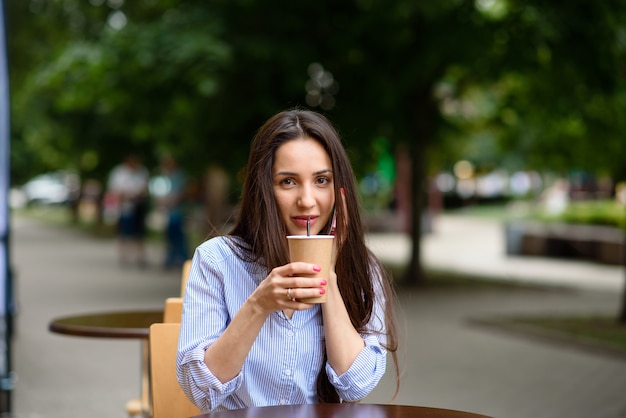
[7,0,626,261]
[536,200,626,229]
[6,0,626,293]
[9,0,231,184]
[9,0,626,184]
[434,0,626,179]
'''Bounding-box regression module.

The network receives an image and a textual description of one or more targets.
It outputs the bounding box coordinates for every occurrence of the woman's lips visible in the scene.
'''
[292,216,317,228]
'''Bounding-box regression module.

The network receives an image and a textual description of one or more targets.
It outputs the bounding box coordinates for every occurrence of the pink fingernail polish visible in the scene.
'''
[313,265,321,272]
[320,279,327,285]
[319,288,326,295]
[340,187,345,196]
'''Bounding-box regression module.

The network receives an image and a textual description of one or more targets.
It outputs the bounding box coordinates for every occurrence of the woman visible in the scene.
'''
[177,108,399,411]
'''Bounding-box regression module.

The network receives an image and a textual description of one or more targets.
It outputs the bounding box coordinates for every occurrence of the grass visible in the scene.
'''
[388,265,558,291]
[444,203,517,221]
[14,204,159,240]
[14,205,74,224]
[512,315,626,349]
[536,199,626,229]
[469,314,626,360]
[446,198,626,229]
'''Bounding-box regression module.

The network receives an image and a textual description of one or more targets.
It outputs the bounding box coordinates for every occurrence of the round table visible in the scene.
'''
[49,310,164,338]
[191,403,492,418]
[49,310,164,417]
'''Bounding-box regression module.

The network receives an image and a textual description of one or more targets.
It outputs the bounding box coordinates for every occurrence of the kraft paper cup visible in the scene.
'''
[287,235,334,303]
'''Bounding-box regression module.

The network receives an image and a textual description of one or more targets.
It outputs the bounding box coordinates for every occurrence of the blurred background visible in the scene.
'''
[2,0,626,415]
[6,0,625,281]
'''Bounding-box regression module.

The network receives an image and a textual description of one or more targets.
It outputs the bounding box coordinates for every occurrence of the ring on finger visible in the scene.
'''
[287,288,295,301]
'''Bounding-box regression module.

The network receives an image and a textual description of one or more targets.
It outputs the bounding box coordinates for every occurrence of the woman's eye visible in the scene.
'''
[281,178,295,186]
[316,177,331,185]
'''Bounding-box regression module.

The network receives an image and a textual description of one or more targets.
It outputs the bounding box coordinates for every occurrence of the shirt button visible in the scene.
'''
[284,369,291,376]
[287,331,294,337]
[280,399,287,405]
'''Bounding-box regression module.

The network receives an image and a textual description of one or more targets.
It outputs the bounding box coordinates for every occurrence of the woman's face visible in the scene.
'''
[272,138,335,236]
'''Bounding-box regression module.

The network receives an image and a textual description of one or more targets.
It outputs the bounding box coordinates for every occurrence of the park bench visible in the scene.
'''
[505,221,624,265]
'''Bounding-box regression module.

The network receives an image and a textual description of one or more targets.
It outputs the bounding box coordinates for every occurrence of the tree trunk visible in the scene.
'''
[403,87,438,287]
[618,204,626,323]
[404,139,427,286]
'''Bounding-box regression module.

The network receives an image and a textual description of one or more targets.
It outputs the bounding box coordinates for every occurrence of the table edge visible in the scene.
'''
[48,309,163,339]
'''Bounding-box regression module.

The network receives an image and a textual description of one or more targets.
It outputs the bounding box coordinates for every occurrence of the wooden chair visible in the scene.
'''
[163,297,183,323]
[181,259,192,297]
[149,323,200,418]
[160,260,190,325]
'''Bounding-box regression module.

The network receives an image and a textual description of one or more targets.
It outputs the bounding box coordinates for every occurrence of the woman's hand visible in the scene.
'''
[249,262,327,313]
[204,261,324,383]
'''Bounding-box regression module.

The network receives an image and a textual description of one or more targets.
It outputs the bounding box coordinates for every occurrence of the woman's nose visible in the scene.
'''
[297,186,315,208]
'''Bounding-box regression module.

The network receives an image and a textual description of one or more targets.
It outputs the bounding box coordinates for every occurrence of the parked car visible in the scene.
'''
[21,171,80,206]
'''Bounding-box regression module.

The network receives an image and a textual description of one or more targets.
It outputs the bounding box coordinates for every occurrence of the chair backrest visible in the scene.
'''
[181,260,192,297]
[163,297,183,323]
[149,323,200,418]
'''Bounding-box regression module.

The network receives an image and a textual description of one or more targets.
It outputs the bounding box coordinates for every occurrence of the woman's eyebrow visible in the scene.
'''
[273,170,298,177]
[314,169,333,175]
[273,169,332,177]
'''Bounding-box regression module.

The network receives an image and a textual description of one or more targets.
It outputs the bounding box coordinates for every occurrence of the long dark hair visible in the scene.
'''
[230,108,399,402]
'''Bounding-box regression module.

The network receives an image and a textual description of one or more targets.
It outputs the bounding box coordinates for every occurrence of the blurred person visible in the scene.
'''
[157,154,189,269]
[616,182,626,205]
[541,178,569,215]
[177,108,399,412]
[107,153,150,267]
[204,164,230,238]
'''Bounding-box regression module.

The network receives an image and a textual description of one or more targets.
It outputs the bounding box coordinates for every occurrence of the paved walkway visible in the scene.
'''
[7,212,626,417]
[367,215,624,292]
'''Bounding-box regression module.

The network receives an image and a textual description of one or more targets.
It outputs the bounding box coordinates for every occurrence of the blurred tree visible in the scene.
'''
[319,0,626,284]
[8,0,626,288]
[9,0,230,185]
[209,0,626,284]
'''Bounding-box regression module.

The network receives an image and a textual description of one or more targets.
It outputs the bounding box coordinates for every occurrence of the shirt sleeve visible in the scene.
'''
[176,241,243,411]
[324,264,389,402]
[325,335,387,402]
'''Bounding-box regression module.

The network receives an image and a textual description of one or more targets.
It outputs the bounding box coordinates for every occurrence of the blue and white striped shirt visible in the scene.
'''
[176,236,388,412]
